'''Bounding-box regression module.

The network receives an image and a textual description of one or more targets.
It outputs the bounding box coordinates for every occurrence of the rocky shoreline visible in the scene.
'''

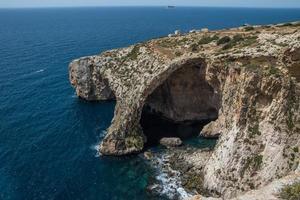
[142,138,218,200]
[70,22,300,199]
[145,150,192,200]
[145,143,300,200]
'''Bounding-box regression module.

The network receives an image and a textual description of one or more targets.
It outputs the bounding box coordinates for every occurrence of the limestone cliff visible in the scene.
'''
[69,22,300,198]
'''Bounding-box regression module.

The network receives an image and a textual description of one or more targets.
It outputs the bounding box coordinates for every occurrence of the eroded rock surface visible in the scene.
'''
[145,62,220,122]
[160,137,183,147]
[69,22,300,198]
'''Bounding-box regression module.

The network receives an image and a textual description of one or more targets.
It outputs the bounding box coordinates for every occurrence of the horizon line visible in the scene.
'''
[1,5,300,9]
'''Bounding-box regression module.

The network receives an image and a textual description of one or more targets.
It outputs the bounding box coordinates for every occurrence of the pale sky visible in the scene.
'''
[1,0,300,8]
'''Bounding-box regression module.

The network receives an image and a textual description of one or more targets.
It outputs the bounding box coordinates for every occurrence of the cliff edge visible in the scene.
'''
[69,22,300,198]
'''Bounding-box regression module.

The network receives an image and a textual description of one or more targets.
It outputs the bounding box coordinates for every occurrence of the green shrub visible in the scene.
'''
[280,182,300,200]
[242,63,260,72]
[211,35,219,41]
[248,123,261,138]
[267,66,280,76]
[198,35,219,45]
[293,147,299,153]
[241,154,263,177]
[292,22,300,27]
[175,51,183,57]
[286,86,296,131]
[127,45,140,60]
[281,22,293,27]
[190,43,199,52]
[217,36,231,45]
[262,25,271,28]
[157,39,176,48]
[232,34,244,43]
[222,43,234,50]
[221,34,245,50]
[253,155,263,170]
[242,36,258,47]
[179,37,189,44]
[244,26,255,31]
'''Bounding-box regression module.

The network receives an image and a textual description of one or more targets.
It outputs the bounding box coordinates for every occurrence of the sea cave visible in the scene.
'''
[140,59,221,146]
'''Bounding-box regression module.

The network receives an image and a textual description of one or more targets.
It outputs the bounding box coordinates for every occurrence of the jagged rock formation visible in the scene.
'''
[69,22,300,198]
[189,172,300,200]
[159,137,183,147]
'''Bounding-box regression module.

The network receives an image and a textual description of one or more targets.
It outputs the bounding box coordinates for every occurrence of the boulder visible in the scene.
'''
[159,137,183,147]
[144,151,153,160]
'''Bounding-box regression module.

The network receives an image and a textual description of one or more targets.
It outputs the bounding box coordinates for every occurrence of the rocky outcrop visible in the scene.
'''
[69,57,115,100]
[69,22,300,198]
[145,61,220,122]
[188,173,300,200]
[160,137,183,147]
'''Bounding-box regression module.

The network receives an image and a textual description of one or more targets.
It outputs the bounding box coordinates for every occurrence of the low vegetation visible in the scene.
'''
[217,36,231,45]
[222,34,244,50]
[242,36,258,47]
[280,182,300,200]
[248,123,261,138]
[182,171,204,193]
[244,26,255,31]
[244,63,260,71]
[175,51,183,57]
[190,43,199,52]
[127,45,140,60]
[267,66,281,76]
[252,155,263,170]
[198,35,219,45]
[157,39,177,48]
[280,22,293,27]
[241,154,263,177]
[286,82,297,131]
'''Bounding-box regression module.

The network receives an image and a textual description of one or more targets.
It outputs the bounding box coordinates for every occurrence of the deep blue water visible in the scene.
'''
[0,7,300,200]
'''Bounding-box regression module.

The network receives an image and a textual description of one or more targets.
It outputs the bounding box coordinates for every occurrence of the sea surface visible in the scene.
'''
[0,7,300,200]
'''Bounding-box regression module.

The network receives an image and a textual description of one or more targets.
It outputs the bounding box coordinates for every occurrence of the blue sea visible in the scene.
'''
[0,7,300,200]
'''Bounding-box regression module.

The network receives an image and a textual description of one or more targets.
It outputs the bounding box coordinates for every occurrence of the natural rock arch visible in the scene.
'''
[70,25,300,198]
[140,58,220,145]
[99,57,221,155]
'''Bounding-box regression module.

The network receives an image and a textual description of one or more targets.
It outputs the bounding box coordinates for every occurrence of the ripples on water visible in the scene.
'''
[0,7,300,200]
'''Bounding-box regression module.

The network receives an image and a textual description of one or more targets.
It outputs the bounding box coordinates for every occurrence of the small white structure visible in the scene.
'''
[201,28,209,32]
[189,29,197,33]
[174,30,181,35]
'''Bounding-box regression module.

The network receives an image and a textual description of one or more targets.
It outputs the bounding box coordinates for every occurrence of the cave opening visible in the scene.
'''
[140,59,220,147]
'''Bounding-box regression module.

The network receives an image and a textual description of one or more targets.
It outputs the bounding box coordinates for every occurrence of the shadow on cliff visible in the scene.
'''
[140,59,220,147]
[140,107,215,147]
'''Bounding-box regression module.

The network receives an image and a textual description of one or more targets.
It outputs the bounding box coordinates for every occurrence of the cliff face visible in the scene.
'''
[69,23,300,197]
[200,55,300,198]
[145,61,220,123]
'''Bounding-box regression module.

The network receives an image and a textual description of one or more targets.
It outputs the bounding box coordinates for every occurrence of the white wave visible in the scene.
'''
[150,154,192,200]
[100,130,107,137]
[18,69,46,79]
[90,144,101,157]
[90,131,107,157]
[35,69,45,73]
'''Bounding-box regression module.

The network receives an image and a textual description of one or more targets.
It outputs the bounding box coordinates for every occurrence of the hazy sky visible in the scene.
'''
[1,0,300,8]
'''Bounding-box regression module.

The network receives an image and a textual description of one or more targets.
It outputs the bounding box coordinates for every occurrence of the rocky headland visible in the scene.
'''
[69,22,300,199]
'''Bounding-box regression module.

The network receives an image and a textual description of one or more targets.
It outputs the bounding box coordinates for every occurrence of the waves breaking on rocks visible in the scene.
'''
[147,152,192,200]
